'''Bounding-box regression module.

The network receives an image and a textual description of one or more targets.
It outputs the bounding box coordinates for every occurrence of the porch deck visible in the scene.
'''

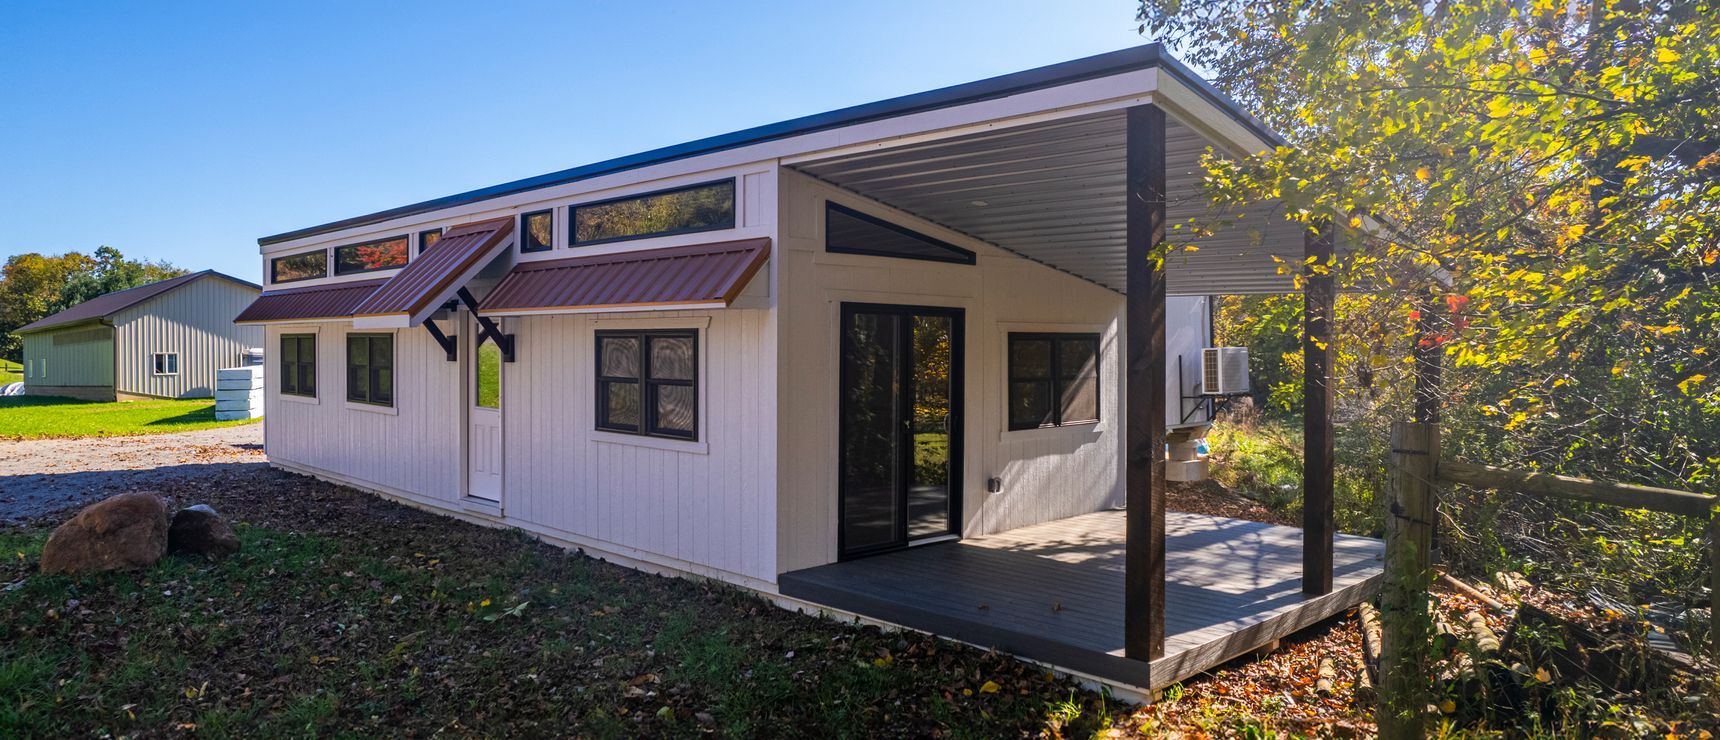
[779,510,1383,691]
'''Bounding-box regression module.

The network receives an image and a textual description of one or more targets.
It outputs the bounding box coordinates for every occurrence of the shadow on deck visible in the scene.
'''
[779,509,1383,692]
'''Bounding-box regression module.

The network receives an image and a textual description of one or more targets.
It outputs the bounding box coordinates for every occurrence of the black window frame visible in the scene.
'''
[345,333,395,407]
[824,201,977,265]
[520,208,555,253]
[569,179,736,247]
[270,249,329,284]
[417,228,444,255]
[1006,332,1101,431]
[281,333,317,398]
[332,234,410,276]
[594,329,699,441]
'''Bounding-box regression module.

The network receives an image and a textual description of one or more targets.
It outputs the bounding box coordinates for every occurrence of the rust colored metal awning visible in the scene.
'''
[478,238,770,315]
[351,216,515,328]
[235,278,389,324]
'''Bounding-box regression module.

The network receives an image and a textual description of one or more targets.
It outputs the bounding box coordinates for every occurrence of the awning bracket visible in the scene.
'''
[457,288,516,363]
[423,319,457,362]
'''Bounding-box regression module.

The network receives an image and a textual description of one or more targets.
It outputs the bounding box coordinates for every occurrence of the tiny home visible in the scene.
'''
[18,270,262,401]
[241,45,1380,696]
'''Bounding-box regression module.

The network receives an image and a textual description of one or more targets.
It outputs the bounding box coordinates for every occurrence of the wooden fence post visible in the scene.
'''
[1380,421,1438,739]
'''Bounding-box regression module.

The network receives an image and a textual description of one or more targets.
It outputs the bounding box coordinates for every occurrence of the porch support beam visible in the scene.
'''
[1124,103,1168,663]
[1302,220,1336,596]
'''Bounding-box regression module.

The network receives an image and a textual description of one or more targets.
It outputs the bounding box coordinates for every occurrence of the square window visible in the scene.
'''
[595,330,698,440]
[151,352,179,376]
[521,209,554,253]
[418,228,444,254]
[1007,333,1100,430]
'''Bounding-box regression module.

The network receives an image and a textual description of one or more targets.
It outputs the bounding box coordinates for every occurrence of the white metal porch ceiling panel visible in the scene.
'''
[791,110,1308,295]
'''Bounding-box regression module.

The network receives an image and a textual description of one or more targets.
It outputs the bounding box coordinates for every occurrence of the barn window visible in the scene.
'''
[346,333,394,406]
[151,352,180,376]
[571,180,735,246]
[417,228,444,255]
[1007,333,1099,430]
[595,330,697,440]
[281,334,317,397]
[521,209,554,253]
[271,250,328,283]
[825,202,976,264]
[333,235,409,275]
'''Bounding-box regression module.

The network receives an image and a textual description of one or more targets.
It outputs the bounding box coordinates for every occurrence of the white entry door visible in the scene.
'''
[467,316,504,502]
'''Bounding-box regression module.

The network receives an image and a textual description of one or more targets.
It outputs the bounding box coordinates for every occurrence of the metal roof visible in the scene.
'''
[16,270,261,334]
[350,216,514,322]
[259,44,1280,247]
[479,238,770,315]
[235,277,390,324]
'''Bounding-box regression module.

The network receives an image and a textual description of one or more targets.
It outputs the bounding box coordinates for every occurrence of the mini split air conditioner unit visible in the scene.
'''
[1201,347,1250,396]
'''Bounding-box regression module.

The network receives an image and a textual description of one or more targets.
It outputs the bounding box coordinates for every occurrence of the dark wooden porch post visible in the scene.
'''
[1125,104,1168,662]
[1302,220,1336,596]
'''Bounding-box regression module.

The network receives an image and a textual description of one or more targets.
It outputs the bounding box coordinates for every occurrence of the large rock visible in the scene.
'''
[39,492,169,575]
[168,504,240,558]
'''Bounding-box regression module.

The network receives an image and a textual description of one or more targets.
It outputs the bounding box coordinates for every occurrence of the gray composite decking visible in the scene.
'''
[779,510,1384,690]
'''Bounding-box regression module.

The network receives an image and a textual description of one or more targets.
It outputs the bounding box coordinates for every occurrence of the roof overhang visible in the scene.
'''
[350,217,516,329]
[258,45,1283,250]
[235,277,391,325]
[477,238,770,316]
[789,103,1337,296]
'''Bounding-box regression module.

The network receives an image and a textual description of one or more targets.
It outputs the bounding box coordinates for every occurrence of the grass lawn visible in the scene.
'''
[1,359,20,386]
[0,468,1145,737]
[0,396,259,440]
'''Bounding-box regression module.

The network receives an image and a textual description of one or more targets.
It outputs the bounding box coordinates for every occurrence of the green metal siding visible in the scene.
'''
[21,324,115,389]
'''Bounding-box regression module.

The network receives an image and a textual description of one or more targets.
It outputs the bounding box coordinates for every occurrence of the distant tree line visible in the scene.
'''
[0,247,186,360]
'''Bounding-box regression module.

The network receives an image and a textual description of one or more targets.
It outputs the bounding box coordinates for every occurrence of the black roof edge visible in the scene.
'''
[258,43,1283,247]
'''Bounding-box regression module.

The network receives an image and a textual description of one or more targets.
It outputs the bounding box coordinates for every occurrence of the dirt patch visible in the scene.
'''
[1167,478,1295,526]
[0,424,264,523]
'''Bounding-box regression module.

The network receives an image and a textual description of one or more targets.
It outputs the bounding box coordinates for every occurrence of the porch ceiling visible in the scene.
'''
[790,110,1311,295]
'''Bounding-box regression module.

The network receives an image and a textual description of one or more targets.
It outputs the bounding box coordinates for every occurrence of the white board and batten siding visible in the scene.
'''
[264,323,465,504]
[502,308,779,588]
[773,169,1210,575]
[263,163,781,589]
[113,276,263,399]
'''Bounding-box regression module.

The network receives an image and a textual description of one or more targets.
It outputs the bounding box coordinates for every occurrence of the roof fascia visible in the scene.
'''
[260,45,1284,249]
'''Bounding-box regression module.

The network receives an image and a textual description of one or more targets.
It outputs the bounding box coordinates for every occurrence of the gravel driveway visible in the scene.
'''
[0,423,265,523]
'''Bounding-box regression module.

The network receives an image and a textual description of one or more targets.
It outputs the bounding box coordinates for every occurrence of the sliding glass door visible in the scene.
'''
[839,303,963,558]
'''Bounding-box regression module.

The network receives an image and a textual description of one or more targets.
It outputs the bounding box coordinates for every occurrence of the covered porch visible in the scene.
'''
[775,46,1373,692]
[781,510,1382,690]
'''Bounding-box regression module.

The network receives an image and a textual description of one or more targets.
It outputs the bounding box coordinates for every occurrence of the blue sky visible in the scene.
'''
[0,1,1147,283]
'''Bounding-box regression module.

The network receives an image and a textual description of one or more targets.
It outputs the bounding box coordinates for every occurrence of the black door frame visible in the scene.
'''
[837,302,965,560]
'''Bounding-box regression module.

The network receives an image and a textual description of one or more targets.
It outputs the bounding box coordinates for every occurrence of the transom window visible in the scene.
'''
[334,235,409,275]
[151,352,179,376]
[1007,333,1100,430]
[825,202,976,265]
[418,228,444,255]
[281,334,316,398]
[271,250,328,283]
[571,180,735,246]
[521,209,554,253]
[346,333,394,406]
[595,330,698,440]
